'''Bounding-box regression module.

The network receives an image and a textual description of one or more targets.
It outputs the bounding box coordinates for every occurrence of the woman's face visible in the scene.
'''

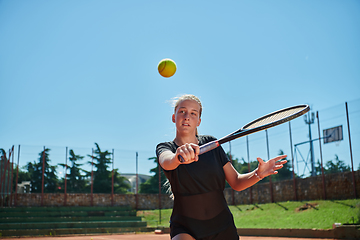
[172,99,201,134]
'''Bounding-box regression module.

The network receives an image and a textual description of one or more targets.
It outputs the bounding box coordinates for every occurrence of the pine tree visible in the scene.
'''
[59,149,88,193]
[27,148,59,193]
[112,169,131,194]
[87,143,112,193]
[139,157,167,194]
[87,143,130,194]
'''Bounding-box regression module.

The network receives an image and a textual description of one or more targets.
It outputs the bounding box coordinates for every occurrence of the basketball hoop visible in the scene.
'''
[323,125,343,144]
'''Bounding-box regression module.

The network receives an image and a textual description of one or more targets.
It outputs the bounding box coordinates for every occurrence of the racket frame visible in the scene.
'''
[198,104,310,156]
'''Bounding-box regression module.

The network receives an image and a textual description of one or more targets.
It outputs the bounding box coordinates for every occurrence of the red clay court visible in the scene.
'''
[8,233,334,240]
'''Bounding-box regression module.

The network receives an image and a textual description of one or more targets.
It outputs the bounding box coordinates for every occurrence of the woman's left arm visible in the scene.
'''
[224,155,287,191]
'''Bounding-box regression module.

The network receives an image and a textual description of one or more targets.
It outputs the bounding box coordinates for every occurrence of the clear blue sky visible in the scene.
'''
[1,0,359,176]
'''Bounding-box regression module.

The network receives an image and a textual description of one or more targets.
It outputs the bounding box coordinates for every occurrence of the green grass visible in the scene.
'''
[138,199,360,230]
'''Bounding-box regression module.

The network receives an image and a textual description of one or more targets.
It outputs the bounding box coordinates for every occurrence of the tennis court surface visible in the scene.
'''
[7,233,335,240]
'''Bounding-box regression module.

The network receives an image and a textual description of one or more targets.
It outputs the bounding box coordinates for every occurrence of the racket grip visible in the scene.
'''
[199,141,220,155]
[178,140,220,163]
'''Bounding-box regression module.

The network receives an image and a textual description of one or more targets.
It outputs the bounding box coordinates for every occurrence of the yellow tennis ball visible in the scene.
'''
[158,58,177,78]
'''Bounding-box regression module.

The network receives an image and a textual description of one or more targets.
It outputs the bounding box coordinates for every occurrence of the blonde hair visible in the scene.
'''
[173,94,202,135]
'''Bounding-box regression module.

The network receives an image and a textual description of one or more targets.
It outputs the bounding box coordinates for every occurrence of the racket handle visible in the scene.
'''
[199,140,220,154]
[178,140,220,163]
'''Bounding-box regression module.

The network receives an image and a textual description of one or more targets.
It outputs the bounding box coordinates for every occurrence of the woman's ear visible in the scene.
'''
[197,117,201,126]
[172,114,175,123]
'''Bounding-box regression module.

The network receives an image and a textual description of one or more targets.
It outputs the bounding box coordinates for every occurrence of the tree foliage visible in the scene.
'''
[87,143,112,193]
[315,154,351,175]
[59,149,88,193]
[2,143,354,195]
[112,170,132,194]
[139,157,167,194]
[228,149,294,183]
[87,143,130,194]
[26,148,59,193]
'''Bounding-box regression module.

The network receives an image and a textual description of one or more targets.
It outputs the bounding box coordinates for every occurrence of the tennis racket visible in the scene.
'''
[179,104,309,162]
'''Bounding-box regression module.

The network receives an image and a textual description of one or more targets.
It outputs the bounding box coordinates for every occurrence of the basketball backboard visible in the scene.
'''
[323,125,343,144]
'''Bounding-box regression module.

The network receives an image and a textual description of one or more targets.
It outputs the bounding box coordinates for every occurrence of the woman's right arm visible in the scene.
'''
[159,143,200,171]
[158,150,180,171]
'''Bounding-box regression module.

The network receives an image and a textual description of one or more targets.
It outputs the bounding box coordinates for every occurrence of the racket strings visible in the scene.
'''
[244,107,304,130]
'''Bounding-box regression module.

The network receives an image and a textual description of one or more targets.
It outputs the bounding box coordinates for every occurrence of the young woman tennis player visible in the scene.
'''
[156,94,287,240]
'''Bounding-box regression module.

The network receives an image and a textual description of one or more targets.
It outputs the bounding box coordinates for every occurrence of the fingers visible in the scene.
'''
[177,143,199,164]
[274,164,284,171]
[273,155,287,161]
[192,144,200,156]
[257,157,265,164]
[257,155,288,178]
[274,159,287,169]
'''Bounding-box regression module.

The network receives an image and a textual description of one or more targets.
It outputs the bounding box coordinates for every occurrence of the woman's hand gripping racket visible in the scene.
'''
[179,104,310,162]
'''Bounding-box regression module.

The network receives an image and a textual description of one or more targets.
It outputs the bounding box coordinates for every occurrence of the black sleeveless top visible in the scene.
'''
[156,135,234,238]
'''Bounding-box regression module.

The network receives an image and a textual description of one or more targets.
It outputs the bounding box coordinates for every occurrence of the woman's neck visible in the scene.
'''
[174,134,198,146]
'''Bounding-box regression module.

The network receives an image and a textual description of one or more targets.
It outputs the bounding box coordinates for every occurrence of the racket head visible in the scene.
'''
[242,104,310,131]
[218,104,310,144]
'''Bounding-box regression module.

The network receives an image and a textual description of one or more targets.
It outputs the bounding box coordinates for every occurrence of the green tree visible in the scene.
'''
[112,170,131,194]
[26,148,59,193]
[228,154,259,174]
[0,149,10,194]
[59,149,88,193]
[315,159,322,176]
[12,164,32,193]
[324,154,350,174]
[88,143,112,193]
[139,157,167,194]
[87,143,130,194]
[227,150,293,183]
[0,149,5,160]
[16,166,32,183]
[315,155,351,175]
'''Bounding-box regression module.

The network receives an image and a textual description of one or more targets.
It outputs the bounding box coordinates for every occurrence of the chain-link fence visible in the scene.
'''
[225,99,359,180]
[1,99,359,207]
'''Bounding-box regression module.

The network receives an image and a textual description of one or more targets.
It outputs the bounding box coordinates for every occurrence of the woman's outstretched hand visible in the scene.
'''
[257,155,287,179]
[176,143,200,164]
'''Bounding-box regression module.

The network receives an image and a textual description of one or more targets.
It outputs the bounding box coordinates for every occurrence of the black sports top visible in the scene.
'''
[156,135,234,238]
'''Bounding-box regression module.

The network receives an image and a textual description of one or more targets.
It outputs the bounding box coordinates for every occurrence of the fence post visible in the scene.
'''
[246,136,252,204]
[316,111,326,200]
[345,102,356,199]
[64,147,68,206]
[91,148,94,207]
[229,142,235,205]
[289,122,298,201]
[9,146,14,207]
[14,145,20,206]
[265,130,274,203]
[6,148,12,207]
[136,152,138,210]
[158,158,161,224]
[111,149,114,207]
[0,150,9,207]
[41,146,45,207]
